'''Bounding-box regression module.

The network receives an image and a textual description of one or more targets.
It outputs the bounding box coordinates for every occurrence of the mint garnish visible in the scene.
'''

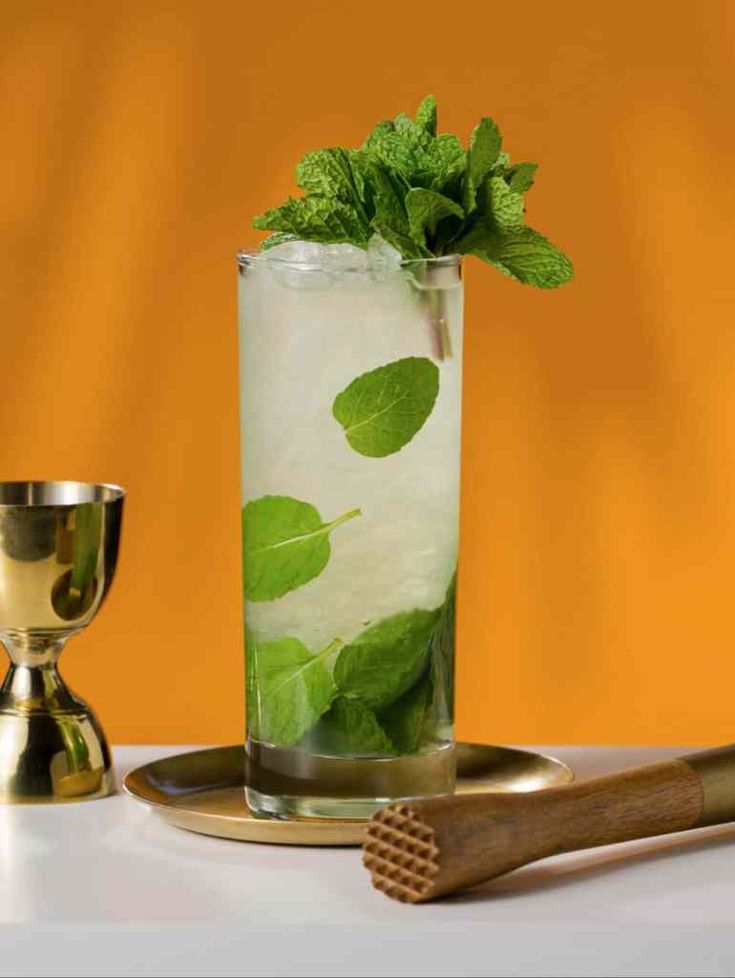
[253,94,573,288]
[507,162,538,194]
[242,495,361,602]
[332,356,439,458]
[466,226,574,289]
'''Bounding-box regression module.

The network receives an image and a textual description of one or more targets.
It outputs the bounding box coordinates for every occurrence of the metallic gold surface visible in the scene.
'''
[0,481,125,803]
[683,744,735,827]
[124,743,574,846]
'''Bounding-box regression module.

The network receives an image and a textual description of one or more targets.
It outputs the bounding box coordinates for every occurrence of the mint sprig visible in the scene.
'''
[253,95,573,289]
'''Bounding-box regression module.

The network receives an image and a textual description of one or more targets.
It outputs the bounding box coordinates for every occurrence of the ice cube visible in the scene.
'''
[262,240,325,265]
[262,240,331,290]
[367,235,402,279]
[321,243,369,272]
[319,244,370,285]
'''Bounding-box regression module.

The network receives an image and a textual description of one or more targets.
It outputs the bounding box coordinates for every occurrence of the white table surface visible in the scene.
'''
[2,745,735,978]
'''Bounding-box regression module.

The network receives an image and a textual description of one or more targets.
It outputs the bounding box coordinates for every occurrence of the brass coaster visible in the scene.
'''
[124,743,573,847]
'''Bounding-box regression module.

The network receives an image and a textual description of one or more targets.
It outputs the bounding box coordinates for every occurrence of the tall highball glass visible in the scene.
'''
[238,244,463,819]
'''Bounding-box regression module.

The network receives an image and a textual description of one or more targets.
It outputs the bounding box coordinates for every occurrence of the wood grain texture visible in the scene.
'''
[363,759,704,902]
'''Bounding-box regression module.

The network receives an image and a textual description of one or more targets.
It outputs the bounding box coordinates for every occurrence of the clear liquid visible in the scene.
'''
[239,252,463,818]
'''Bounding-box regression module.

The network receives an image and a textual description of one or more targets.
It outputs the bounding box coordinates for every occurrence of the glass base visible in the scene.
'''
[245,740,455,821]
[246,787,393,820]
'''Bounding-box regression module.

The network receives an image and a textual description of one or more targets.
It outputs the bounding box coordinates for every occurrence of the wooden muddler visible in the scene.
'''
[362,745,735,903]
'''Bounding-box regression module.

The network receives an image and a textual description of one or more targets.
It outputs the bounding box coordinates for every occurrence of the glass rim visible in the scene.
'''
[236,246,462,272]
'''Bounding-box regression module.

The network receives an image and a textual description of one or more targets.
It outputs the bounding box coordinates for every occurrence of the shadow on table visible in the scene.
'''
[447,823,735,903]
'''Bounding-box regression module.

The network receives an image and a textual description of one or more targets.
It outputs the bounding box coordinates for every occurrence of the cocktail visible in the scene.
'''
[239,96,572,819]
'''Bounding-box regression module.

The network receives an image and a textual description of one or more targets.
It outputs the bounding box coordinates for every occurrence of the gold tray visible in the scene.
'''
[124,744,573,847]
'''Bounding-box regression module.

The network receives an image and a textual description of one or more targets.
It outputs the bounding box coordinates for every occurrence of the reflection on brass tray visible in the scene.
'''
[124,743,573,847]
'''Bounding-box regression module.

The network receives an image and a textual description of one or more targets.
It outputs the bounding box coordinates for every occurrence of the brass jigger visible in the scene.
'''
[0,481,125,803]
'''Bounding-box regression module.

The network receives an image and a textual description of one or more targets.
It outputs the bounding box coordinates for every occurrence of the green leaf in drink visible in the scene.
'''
[248,634,338,746]
[377,671,433,754]
[242,495,361,601]
[333,608,440,710]
[310,696,395,756]
[427,572,457,727]
[245,623,259,736]
[332,356,439,458]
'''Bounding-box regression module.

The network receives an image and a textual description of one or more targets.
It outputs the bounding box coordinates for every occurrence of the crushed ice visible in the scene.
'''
[262,235,402,289]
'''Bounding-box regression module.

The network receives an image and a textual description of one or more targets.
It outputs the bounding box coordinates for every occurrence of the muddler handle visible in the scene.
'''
[362,744,735,903]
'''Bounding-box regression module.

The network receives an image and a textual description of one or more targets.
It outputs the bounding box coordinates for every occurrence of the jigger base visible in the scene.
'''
[0,706,114,804]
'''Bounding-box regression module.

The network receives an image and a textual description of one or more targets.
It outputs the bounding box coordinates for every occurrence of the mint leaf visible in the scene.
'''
[242,495,361,601]
[457,174,524,246]
[463,117,502,213]
[372,216,423,259]
[425,135,466,194]
[508,162,538,193]
[245,624,259,735]
[367,163,423,258]
[332,356,439,458]
[461,226,574,288]
[253,195,371,246]
[377,672,432,753]
[365,120,464,198]
[414,94,437,137]
[363,121,425,187]
[333,608,440,709]
[260,232,299,250]
[488,176,525,230]
[427,572,456,727]
[250,635,337,746]
[394,112,416,135]
[296,148,367,217]
[309,696,394,756]
[405,189,464,251]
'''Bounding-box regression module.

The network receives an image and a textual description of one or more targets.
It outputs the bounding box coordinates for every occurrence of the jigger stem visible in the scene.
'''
[1,635,77,712]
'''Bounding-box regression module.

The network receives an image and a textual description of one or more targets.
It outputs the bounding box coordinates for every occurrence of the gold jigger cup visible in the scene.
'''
[0,481,125,803]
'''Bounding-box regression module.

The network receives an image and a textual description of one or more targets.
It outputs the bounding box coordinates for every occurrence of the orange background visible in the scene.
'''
[3,1,735,745]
